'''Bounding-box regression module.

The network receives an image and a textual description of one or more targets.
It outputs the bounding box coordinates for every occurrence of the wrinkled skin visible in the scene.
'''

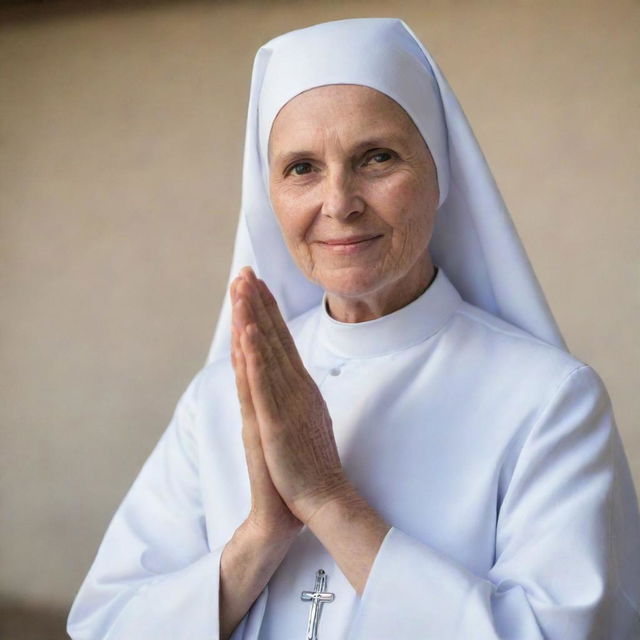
[231,268,348,532]
[268,84,439,322]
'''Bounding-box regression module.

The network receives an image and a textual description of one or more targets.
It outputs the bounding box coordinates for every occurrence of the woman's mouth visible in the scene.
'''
[318,234,383,254]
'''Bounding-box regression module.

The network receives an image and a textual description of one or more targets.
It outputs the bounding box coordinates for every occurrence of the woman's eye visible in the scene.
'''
[366,151,392,165]
[288,162,312,176]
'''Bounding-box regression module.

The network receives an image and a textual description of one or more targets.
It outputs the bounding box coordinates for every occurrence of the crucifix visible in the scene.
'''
[301,569,335,640]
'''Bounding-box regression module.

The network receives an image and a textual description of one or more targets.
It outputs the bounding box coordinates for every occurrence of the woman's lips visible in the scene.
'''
[317,234,383,254]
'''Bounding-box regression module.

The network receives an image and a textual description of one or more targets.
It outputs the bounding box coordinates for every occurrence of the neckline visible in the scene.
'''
[317,268,462,358]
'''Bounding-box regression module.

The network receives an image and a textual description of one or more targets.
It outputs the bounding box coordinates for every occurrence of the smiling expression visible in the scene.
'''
[268,84,440,321]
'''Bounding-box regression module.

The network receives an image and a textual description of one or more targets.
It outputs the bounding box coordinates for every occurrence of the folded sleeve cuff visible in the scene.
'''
[349,527,496,639]
[98,545,268,640]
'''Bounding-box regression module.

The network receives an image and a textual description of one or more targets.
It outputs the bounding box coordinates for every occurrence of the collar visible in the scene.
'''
[317,267,462,358]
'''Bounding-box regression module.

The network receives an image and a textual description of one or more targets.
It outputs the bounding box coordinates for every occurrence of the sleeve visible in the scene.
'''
[66,370,267,640]
[349,365,640,639]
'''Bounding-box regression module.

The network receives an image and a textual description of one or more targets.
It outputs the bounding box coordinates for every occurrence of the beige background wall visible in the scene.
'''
[1,0,638,632]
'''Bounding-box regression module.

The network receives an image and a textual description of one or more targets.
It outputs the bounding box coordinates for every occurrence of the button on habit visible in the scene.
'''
[329,367,341,377]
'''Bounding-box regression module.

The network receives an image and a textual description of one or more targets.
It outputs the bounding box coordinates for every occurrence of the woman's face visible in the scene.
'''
[268,84,439,317]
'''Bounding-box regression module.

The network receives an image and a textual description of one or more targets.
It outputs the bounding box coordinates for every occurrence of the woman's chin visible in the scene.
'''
[315,268,387,301]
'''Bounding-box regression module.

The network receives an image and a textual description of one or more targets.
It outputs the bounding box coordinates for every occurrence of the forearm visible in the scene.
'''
[306,485,391,594]
[219,522,296,640]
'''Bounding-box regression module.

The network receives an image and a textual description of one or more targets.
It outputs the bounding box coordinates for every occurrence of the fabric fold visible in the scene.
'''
[67,365,270,640]
[348,366,639,639]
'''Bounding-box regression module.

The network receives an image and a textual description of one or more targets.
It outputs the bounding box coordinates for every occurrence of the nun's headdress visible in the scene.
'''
[207,18,565,363]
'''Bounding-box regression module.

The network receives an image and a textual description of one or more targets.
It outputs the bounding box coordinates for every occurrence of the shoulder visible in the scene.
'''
[440,300,615,443]
[449,300,589,386]
[450,301,615,454]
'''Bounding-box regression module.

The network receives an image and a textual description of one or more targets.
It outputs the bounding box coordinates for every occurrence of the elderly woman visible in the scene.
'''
[68,18,640,640]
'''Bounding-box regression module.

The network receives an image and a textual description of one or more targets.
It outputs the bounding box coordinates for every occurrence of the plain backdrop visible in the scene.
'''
[1,0,638,626]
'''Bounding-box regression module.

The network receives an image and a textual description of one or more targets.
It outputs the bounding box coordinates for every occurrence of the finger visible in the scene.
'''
[245,270,302,369]
[234,278,257,328]
[235,278,293,383]
[237,272,300,416]
[230,276,245,330]
[230,279,243,369]
[232,270,261,327]
[234,329,270,483]
[241,322,289,423]
[231,292,257,408]
[255,277,306,371]
[232,328,253,410]
[241,271,301,374]
[230,275,245,310]
[230,327,237,370]
[243,270,281,336]
[235,289,286,388]
[235,338,274,500]
[233,292,257,335]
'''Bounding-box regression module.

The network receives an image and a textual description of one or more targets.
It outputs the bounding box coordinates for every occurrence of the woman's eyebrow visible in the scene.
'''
[271,136,404,166]
[350,137,403,152]
[271,149,315,167]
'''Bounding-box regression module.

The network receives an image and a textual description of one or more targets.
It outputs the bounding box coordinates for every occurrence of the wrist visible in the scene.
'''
[303,485,391,595]
[295,475,358,526]
[221,520,298,593]
[240,515,301,549]
[220,520,297,640]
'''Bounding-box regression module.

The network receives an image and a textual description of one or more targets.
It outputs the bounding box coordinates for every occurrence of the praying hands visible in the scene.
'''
[219,267,390,640]
[230,266,349,529]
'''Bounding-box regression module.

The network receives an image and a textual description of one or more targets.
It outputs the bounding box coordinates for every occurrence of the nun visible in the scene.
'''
[67,18,640,639]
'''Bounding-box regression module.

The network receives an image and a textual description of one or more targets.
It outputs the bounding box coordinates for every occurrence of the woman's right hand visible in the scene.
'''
[220,277,303,639]
[230,276,303,544]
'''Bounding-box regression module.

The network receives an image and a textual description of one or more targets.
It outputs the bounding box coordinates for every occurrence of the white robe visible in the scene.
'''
[67,269,640,639]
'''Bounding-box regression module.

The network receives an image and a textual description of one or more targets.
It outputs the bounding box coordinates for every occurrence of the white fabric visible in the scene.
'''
[207,17,566,365]
[68,269,640,639]
[68,17,639,639]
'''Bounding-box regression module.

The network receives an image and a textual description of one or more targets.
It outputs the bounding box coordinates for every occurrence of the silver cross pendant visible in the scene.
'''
[301,569,335,640]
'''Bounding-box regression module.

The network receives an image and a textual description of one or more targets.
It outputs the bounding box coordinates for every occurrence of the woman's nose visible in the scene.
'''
[321,170,364,221]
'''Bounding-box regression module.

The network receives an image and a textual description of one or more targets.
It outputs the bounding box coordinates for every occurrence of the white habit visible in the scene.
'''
[68,17,640,639]
[67,268,640,639]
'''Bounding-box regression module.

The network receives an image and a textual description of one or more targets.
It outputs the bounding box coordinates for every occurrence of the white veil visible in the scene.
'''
[207,18,565,364]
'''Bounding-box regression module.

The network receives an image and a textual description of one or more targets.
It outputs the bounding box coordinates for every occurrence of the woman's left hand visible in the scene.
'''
[233,267,350,524]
